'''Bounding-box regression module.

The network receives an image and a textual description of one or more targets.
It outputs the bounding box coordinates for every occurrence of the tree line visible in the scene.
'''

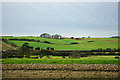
[2,42,120,58]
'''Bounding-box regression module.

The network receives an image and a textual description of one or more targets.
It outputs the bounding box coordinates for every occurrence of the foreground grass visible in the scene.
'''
[2,56,120,64]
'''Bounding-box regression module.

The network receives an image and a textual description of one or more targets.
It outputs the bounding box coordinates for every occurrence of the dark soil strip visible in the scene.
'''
[2,69,119,72]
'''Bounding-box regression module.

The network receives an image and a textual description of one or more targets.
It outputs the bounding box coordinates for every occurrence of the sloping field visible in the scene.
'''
[2,37,86,44]
[0,41,16,50]
[2,37,118,50]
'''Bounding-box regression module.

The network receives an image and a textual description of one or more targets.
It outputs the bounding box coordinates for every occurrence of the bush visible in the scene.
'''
[80,53,88,57]
[35,47,40,50]
[108,52,115,55]
[88,41,95,42]
[9,43,17,47]
[2,50,17,58]
[69,52,80,58]
[62,56,65,58]
[51,48,54,50]
[69,52,89,58]
[35,40,40,42]
[114,56,119,59]
[2,38,9,44]
[71,42,78,44]
[43,41,51,44]
[76,38,80,40]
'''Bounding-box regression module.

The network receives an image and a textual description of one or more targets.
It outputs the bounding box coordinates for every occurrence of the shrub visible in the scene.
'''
[71,42,78,44]
[62,56,65,58]
[43,41,51,44]
[76,38,80,40]
[35,40,40,42]
[88,41,95,42]
[10,43,17,47]
[35,47,40,50]
[46,47,50,50]
[69,52,80,58]
[80,53,88,57]
[114,56,119,59]
[51,48,54,50]
[2,50,17,58]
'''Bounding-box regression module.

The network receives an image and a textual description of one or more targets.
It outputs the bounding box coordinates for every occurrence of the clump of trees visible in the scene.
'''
[69,52,90,59]
[91,48,120,52]
[35,47,54,51]
[9,38,36,42]
[75,38,80,40]
[70,37,74,39]
[2,42,54,58]
[2,38,9,44]
[71,42,78,44]
[2,38,17,47]
[33,49,54,58]
[18,43,33,58]
[2,43,33,58]
[88,41,94,43]
[43,41,52,44]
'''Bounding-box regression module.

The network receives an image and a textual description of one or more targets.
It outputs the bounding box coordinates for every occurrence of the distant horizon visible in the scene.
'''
[1,34,118,38]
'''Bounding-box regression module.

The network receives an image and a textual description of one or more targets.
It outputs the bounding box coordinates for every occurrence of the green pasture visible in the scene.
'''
[0,41,16,50]
[2,36,118,44]
[2,37,81,44]
[8,40,118,50]
[2,56,120,64]
[1,37,118,50]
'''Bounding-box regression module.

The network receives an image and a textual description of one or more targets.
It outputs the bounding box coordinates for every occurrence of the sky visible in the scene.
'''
[2,2,118,38]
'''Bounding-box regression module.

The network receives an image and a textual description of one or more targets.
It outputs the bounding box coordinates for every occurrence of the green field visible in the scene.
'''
[2,56,120,64]
[2,42,17,50]
[1,37,118,50]
[0,41,16,50]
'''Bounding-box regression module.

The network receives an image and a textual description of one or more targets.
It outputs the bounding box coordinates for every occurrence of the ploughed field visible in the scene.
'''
[2,64,119,79]
[1,37,118,50]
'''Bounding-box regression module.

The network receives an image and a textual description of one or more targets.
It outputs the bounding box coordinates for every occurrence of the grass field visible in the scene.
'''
[0,41,16,50]
[1,37,118,50]
[2,56,120,64]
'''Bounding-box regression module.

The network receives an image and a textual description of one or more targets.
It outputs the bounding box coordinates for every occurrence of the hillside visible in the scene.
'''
[1,37,118,50]
[0,41,16,50]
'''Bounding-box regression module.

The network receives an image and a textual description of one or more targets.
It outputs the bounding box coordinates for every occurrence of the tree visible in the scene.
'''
[62,56,65,58]
[40,50,53,58]
[2,50,17,58]
[69,51,80,59]
[70,37,74,39]
[51,48,54,50]
[35,47,40,50]
[69,52,88,59]
[2,38,9,44]
[46,47,50,50]
[18,43,33,58]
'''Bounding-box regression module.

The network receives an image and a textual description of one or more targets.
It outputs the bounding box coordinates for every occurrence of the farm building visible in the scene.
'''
[52,34,62,39]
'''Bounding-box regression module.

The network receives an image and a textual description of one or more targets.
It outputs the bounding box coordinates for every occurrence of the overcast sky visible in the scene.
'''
[2,2,118,37]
